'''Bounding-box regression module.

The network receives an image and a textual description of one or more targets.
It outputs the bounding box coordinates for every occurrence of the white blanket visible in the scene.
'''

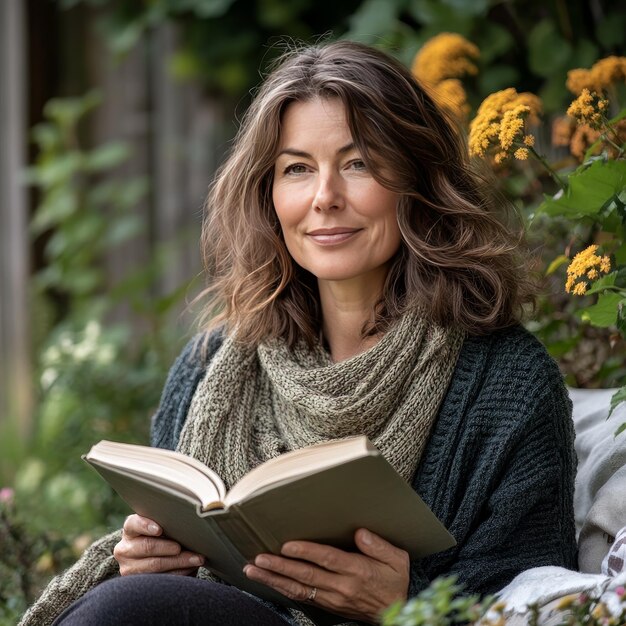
[485,567,626,624]
[571,388,626,572]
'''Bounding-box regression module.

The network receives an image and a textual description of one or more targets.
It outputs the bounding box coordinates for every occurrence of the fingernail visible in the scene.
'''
[360,529,372,544]
[190,555,203,566]
[255,555,270,568]
[148,523,160,534]
[243,564,251,575]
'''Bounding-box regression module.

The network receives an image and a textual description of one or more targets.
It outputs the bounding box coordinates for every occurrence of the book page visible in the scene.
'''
[86,441,227,509]
[225,436,373,506]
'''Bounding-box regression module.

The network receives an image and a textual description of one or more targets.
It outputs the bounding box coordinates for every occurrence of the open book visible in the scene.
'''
[84,436,455,625]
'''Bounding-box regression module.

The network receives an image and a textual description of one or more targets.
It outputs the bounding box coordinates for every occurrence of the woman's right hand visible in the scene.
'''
[114,514,205,576]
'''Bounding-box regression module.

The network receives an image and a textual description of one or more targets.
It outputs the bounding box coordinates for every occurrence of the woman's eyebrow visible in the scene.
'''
[276,142,356,159]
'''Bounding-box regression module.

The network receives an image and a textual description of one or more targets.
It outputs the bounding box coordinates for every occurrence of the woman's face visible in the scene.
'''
[272,98,401,291]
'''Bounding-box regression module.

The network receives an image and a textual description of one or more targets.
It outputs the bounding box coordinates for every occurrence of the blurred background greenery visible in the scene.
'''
[0,0,625,623]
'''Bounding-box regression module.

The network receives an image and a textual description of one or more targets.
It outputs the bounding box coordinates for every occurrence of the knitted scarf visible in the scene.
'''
[178,309,465,492]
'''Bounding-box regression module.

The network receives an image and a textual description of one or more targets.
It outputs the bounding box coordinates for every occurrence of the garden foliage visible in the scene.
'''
[2,1,626,624]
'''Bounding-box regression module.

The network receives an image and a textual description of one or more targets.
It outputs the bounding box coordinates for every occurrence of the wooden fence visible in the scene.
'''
[0,0,31,436]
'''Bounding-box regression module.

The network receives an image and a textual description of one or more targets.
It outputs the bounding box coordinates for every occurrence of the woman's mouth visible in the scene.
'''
[306,228,362,245]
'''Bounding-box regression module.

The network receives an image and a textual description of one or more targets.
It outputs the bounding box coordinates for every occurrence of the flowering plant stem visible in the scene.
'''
[528,146,566,190]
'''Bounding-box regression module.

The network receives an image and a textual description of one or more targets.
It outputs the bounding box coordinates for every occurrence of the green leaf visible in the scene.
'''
[43,92,101,129]
[475,22,514,63]
[616,266,626,288]
[31,190,79,234]
[84,142,130,172]
[539,160,626,219]
[610,386,626,419]
[106,20,147,56]
[407,0,472,32]
[348,0,403,40]
[618,300,626,337]
[183,0,236,18]
[29,152,84,188]
[528,20,572,78]
[615,421,626,438]
[169,49,204,80]
[545,337,579,359]
[538,71,569,113]
[440,0,489,16]
[580,293,623,328]
[545,255,570,276]
[30,123,62,151]
[585,272,617,295]
[478,65,520,95]
[569,39,599,70]
[596,14,626,47]
[104,215,144,247]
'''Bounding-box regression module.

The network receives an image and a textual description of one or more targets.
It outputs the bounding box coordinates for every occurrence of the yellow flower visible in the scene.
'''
[431,78,471,117]
[469,89,541,162]
[412,33,479,120]
[587,268,599,280]
[573,282,588,296]
[566,68,596,95]
[569,119,626,161]
[592,601,610,619]
[499,106,529,151]
[567,89,608,129]
[511,92,542,125]
[569,123,601,160]
[592,56,626,89]
[555,593,579,610]
[566,56,626,94]
[514,147,529,160]
[565,245,612,295]
[412,32,479,85]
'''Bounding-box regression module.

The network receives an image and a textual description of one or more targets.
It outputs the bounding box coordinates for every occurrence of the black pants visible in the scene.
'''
[52,575,292,625]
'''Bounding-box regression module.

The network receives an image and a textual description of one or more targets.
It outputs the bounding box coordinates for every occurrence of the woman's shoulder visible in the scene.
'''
[443,324,572,433]
[428,324,574,477]
[150,328,225,449]
[176,327,225,371]
[459,324,564,388]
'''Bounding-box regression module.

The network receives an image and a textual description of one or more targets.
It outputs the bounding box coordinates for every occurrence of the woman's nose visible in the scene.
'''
[312,172,345,212]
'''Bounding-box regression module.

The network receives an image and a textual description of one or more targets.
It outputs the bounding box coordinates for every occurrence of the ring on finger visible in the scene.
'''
[306,586,317,602]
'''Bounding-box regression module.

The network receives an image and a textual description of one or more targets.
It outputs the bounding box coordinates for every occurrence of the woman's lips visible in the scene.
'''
[306,228,362,245]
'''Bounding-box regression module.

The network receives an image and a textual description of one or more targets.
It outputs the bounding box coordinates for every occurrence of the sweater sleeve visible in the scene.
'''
[410,328,578,598]
[18,530,121,626]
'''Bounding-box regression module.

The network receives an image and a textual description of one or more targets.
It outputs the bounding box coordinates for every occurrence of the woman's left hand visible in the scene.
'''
[243,528,410,624]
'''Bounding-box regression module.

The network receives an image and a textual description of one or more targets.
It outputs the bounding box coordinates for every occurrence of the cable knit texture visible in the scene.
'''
[19,325,578,626]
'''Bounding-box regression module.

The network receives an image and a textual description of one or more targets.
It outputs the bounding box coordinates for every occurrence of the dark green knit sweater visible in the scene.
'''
[20,325,577,626]
[151,325,577,600]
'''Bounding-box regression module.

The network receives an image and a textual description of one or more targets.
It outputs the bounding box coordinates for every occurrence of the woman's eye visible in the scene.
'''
[284,164,307,175]
[349,159,367,171]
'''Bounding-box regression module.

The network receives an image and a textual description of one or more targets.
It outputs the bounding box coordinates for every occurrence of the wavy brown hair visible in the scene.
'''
[198,40,536,347]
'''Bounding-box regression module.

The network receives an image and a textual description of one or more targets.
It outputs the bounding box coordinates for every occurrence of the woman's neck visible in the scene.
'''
[318,276,385,362]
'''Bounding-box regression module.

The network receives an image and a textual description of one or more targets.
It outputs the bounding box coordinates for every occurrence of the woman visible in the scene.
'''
[20,41,577,626]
